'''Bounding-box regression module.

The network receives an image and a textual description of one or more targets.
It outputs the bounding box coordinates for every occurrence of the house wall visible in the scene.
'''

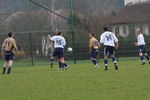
[135,23,150,35]
[111,23,150,38]
[124,0,149,5]
[143,24,149,35]
[111,24,129,37]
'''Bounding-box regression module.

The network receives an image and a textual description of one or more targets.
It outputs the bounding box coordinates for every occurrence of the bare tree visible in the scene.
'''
[51,0,57,32]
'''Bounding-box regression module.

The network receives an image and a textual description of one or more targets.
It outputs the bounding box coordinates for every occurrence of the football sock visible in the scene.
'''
[50,58,54,63]
[104,59,108,66]
[65,63,68,68]
[145,55,150,61]
[140,56,145,62]
[59,62,68,68]
[112,57,117,64]
[92,59,97,65]
[2,67,6,74]
[7,67,11,74]
[65,64,67,66]
[59,61,61,68]
[61,63,66,69]
[105,65,108,71]
[50,58,54,65]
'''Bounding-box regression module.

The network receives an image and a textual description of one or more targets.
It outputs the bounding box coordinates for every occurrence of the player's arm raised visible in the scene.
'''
[48,34,51,39]
[48,34,55,42]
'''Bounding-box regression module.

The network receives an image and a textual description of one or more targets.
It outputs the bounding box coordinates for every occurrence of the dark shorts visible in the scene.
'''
[139,45,146,54]
[104,46,115,56]
[53,48,64,59]
[90,49,99,58]
[5,51,14,61]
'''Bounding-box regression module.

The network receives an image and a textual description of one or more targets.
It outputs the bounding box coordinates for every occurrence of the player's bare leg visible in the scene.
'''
[2,61,8,74]
[59,58,65,70]
[7,60,13,74]
[144,53,150,64]
[50,56,55,68]
[104,56,108,71]
[139,53,145,65]
[111,55,118,70]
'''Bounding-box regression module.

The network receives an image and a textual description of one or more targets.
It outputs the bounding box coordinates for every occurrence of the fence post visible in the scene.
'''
[68,0,76,64]
[29,32,34,66]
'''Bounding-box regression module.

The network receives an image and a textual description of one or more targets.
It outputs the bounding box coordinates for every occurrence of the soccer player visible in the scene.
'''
[100,26,119,71]
[48,32,67,70]
[1,32,19,74]
[134,28,150,65]
[89,32,100,68]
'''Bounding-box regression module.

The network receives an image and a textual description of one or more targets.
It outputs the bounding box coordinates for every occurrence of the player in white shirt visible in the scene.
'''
[100,26,119,71]
[48,32,68,70]
[134,28,150,65]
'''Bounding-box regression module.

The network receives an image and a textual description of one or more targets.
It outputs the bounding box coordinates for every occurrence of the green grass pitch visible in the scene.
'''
[0,59,150,100]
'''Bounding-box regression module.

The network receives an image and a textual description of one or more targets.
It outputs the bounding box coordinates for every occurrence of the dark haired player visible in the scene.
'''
[89,33,100,68]
[1,32,19,74]
[134,28,150,65]
[48,32,68,70]
[100,26,119,71]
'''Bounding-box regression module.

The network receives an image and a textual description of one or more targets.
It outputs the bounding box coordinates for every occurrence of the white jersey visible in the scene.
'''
[50,35,66,48]
[137,34,145,46]
[100,31,118,47]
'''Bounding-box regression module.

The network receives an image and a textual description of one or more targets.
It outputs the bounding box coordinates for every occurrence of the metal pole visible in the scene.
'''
[29,32,34,66]
[68,0,76,64]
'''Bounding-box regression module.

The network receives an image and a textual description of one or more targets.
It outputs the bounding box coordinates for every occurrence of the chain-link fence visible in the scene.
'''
[0,0,150,66]
[0,30,150,66]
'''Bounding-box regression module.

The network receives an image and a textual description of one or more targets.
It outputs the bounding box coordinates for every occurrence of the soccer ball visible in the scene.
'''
[67,47,73,52]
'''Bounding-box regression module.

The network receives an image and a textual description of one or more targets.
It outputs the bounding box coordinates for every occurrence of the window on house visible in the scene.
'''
[123,25,127,34]
[115,26,119,35]
[148,24,150,34]
[140,25,144,33]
